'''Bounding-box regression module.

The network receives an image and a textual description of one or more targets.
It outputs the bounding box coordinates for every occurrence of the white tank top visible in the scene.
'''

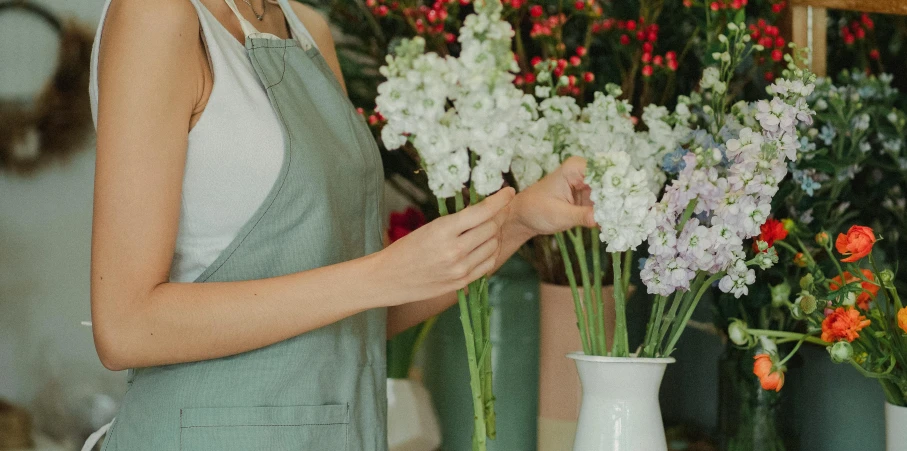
[89,0,316,282]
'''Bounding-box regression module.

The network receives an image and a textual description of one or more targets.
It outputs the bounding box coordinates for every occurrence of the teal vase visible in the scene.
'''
[422,255,540,451]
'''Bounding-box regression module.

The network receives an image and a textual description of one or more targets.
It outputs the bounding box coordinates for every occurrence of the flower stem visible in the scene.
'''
[611,252,629,357]
[555,232,591,354]
[569,227,598,355]
[776,337,806,367]
[439,196,488,450]
[675,199,699,234]
[662,272,725,356]
[744,328,828,346]
[591,233,606,354]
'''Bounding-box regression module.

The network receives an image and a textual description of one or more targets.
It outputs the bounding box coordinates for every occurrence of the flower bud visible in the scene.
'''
[793,252,808,267]
[828,341,853,364]
[759,336,778,354]
[798,292,818,315]
[841,291,856,307]
[815,231,829,246]
[756,240,769,252]
[799,273,814,291]
[880,269,895,288]
[781,218,796,232]
[728,319,749,346]
[789,303,804,320]
[771,282,791,308]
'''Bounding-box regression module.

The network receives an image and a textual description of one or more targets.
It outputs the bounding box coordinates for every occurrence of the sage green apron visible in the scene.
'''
[100,1,387,449]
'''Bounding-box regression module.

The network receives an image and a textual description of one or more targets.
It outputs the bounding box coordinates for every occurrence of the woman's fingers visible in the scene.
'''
[462,255,498,286]
[448,188,515,233]
[458,219,499,253]
[461,235,499,273]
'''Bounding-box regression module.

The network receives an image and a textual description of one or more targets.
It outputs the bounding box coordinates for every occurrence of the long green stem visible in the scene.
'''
[569,227,598,355]
[591,233,606,354]
[822,244,847,282]
[439,197,487,449]
[642,294,667,357]
[622,250,633,294]
[743,328,829,346]
[555,232,591,354]
[662,272,725,356]
[776,337,806,367]
[611,253,629,357]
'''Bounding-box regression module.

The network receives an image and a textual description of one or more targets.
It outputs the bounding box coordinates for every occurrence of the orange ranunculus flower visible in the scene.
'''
[829,269,880,310]
[898,306,907,334]
[821,307,871,342]
[753,354,785,392]
[835,226,876,263]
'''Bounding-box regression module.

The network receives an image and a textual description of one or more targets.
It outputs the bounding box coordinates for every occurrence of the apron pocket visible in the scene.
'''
[179,404,349,451]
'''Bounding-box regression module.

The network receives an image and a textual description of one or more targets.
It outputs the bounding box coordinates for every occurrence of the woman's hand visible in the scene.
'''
[375,188,515,305]
[509,156,597,238]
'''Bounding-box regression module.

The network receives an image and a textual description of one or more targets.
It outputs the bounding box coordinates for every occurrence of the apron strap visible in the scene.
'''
[222,0,261,38]
[81,419,114,451]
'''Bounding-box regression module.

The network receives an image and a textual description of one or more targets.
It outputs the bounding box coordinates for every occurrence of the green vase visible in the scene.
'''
[718,346,791,451]
[423,255,540,451]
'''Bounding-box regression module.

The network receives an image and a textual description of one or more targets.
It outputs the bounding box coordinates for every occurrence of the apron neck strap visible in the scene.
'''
[223,0,260,38]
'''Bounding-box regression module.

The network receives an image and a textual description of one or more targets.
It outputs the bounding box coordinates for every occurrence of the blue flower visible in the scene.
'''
[817,125,836,146]
[662,147,687,174]
[798,136,817,154]
[792,167,821,196]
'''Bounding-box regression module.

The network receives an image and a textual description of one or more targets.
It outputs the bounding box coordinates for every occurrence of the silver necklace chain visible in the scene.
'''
[241,0,266,21]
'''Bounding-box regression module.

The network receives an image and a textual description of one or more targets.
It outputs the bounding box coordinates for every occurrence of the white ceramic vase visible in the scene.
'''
[567,353,675,451]
[387,378,442,451]
[885,402,907,451]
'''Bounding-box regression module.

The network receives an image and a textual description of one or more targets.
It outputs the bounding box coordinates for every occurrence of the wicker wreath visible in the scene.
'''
[0,2,94,175]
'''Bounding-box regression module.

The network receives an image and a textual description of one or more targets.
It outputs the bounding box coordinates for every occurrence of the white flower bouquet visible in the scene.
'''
[375,0,540,448]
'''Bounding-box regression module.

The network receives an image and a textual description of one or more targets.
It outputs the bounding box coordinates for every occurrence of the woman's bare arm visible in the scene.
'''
[91,0,510,371]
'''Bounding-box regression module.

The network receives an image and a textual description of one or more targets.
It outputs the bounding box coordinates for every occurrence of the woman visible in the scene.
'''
[88,0,595,449]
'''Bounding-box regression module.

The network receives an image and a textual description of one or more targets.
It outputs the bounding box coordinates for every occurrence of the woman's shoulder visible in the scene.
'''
[102,0,202,49]
[287,2,332,45]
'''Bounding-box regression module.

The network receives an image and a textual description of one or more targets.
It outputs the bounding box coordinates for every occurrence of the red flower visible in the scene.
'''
[830,269,879,311]
[583,72,594,83]
[388,207,426,243]
[771,49,783,62]
[710,2,721,11]
[529,5,543,17]
[619,34,630,45]
[574,0,585,10]
[861,13,874,30]
[641,65,653,77]
[626,19,637,31]
[667,59,678,71]
[753,354,785,392]
[569,56,582,66]
[754,218,788,250]
[835,226,876,263]
[653,55,664,66]
[869,49,880,60]
[575,46,587,57]
[821,307,871,343]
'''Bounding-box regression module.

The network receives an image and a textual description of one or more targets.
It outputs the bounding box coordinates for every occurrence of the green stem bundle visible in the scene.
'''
[438,196,494,450]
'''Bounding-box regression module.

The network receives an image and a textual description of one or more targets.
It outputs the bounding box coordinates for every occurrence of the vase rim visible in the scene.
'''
[566,352,676,364]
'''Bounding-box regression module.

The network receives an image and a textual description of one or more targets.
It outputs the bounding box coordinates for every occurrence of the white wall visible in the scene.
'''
[0,0,126,431]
